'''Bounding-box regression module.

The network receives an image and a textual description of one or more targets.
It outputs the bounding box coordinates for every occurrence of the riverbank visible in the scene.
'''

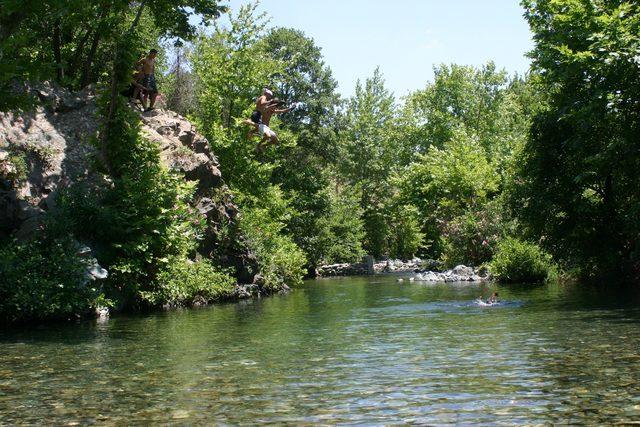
[317,258,490,282]
[0,82,291,324]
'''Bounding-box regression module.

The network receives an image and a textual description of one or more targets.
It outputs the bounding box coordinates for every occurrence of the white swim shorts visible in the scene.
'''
[258,123,275,138]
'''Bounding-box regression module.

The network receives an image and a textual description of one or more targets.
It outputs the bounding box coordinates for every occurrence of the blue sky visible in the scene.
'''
[218,0,533,98]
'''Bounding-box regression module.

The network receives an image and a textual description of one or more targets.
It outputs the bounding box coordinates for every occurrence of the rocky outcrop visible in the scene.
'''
[373,258,440,273]
[316,257,490,283]
[411,265,489,282]
[0,82,102,239]
[316,262,372,277]
[0,82,258,285]
[137,108,257,282]
[317,257,439,277]
[140,110,223,194]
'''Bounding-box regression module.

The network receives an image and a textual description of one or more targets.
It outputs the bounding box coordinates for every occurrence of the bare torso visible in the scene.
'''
[261,108,275,125]
[140,57,155,75]
[255,95,270,112]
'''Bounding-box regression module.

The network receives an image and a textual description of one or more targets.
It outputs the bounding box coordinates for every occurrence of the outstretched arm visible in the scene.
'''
[274,106,293,114]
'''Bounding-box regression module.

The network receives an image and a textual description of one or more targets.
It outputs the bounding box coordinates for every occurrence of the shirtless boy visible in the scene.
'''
[136,49,158,112]
[242,88,292,151]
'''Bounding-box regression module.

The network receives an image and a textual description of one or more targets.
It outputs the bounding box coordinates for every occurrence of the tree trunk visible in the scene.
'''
[52,18,64,82]
[80,29,101,89]
[69,27,93,86]
[127,0,148,33]
[102,0,148,172]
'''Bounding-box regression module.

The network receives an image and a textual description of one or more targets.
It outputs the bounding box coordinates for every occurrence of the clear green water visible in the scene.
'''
[2,276,640,425]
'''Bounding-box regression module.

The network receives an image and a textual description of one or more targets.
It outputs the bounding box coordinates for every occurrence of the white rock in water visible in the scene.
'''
[452,265,474,276]
[89,265,108,280]
[96,306,109,318]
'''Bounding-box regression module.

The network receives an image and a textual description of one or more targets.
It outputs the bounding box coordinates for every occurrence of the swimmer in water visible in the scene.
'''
[486,292,498,304]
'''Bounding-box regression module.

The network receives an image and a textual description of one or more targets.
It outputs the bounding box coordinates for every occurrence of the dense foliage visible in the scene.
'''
[490,237,555,283]
[2,0,639,322]
[513,0,640,280]
[0,235,99,323]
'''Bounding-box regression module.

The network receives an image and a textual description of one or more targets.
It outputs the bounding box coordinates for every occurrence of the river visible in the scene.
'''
[1,276,640,424]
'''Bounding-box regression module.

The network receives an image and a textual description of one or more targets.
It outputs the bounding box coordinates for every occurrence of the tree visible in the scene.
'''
[397,127,499,257]
[191,4,308,285]
[339,68,398,257]
[513,0,640,279]
[402,62,510,156]
[163,44,197,115]
[259,27,345,268]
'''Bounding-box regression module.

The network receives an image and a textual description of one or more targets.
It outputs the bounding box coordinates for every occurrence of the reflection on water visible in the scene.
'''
[1,277,640,424]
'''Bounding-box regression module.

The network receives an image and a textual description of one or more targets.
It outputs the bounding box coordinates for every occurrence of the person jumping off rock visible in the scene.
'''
[242,88,292,152]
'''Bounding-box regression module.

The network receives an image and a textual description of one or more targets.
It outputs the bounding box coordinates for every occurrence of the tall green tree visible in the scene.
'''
[339,68,398,257]
[402,63,512,156]
[514,0,640,279]
[192,4,307,286]
[259,27,344,268]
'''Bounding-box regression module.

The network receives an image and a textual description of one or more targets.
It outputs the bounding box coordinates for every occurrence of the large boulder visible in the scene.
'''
[0,82,101,239]
[140,109,223,194]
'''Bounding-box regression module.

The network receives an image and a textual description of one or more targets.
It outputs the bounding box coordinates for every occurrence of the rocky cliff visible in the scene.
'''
[0,82,257,285]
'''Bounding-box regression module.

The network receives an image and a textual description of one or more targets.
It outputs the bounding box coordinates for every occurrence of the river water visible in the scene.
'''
[1,276,640,425]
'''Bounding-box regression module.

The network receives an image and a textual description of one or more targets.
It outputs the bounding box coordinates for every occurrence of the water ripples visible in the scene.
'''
[1,278,640,424]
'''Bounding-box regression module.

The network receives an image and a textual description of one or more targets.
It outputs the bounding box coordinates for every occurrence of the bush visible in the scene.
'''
[388,204,424,260]
[489,237,555,283]
[440,201,510,267]
[139,257,236,307]
[240,196,307,291]
[0,235,99,323]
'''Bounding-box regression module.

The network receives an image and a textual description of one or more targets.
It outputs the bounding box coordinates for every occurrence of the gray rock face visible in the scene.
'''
[139,109,223,194]
[1,82,101,240]
[316,262,372,277]
[317,257,430,277]
[374,258,425,273]
[76,243,108,284]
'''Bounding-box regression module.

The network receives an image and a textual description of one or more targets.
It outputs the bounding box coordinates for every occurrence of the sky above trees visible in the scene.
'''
[218,0,534,97]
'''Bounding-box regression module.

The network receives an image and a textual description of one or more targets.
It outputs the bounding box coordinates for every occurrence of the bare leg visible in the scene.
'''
[255,133,271,152]
[242,119,259,139]
[149,93,157,109]
[267,133,279,146]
